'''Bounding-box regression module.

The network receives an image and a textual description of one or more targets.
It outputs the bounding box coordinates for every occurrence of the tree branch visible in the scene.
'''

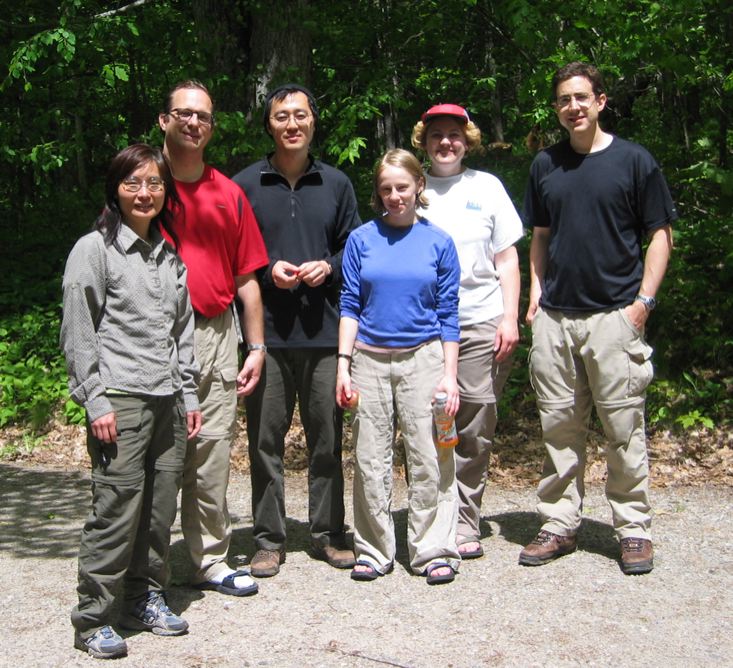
[95,0,156,19]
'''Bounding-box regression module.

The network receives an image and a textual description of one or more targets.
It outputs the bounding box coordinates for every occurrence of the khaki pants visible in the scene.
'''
[351,340,460,574]
[72,393,186,637]
[180,309,238,583]
[454,319,513,543]
[529,307,654,539]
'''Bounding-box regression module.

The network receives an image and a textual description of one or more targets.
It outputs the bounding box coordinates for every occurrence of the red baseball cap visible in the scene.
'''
[421,103,470,123]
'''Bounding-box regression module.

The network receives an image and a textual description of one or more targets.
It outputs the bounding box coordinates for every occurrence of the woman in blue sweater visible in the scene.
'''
[336,149,461,584]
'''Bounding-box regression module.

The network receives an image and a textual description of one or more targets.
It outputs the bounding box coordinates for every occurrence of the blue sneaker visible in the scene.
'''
[74,625,128,659]
[119,591,188,636]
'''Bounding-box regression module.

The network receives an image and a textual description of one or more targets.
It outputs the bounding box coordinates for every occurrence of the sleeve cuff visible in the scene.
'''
[183,393,200,413]
[85,395,114,424]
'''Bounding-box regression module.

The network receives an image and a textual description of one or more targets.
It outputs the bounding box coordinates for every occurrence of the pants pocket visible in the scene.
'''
[219,364,238,388]
[625,336,654,397]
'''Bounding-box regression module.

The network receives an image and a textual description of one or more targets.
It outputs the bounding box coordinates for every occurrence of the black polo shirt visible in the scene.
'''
[233,155,361,346]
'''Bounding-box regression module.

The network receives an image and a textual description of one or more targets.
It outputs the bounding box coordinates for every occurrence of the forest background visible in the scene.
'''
[0,0,731,470]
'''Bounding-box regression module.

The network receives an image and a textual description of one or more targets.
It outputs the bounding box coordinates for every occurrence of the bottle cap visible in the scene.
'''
[434,392,448,401]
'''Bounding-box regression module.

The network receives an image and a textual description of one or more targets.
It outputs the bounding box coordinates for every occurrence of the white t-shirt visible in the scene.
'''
[421,168,523,326]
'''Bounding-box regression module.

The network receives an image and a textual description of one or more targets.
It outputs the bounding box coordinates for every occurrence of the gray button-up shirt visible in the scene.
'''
[60,224,199,422]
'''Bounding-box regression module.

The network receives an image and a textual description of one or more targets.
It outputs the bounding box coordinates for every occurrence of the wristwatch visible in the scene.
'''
[634,294,657,311]
[247,343,268,353]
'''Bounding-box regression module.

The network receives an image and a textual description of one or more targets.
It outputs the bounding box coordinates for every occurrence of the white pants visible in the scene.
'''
[351,340,460,574]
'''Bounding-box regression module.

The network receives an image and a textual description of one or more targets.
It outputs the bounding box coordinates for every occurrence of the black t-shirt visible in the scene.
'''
[232,155,361,347]
[523,137,677,311]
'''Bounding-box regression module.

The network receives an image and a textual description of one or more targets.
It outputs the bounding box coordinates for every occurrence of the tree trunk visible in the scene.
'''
[248,0,312,110]
[374,0,400,151]
[191,1,250,110]
[484,37,504,143]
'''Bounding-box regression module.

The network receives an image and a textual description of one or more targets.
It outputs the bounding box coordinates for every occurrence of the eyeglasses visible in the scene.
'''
[120,178,165,193]
[555,93,596,110]
[269,111,312,126]
[168,108,214,126]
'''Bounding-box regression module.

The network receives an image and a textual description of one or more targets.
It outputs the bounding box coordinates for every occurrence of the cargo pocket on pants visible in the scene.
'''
[625,337,654,397]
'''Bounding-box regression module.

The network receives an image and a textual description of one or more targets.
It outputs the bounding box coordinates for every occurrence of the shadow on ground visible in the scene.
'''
[0,463,89,559]
[485,510,619,560]
[0,463,619,577]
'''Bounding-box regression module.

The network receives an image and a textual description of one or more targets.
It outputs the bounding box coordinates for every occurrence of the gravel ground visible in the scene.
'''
[1,463,731,667]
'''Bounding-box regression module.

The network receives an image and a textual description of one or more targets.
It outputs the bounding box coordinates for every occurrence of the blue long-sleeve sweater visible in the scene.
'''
[340,217,460,348]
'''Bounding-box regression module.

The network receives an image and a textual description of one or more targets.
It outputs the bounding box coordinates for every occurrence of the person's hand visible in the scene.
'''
[296,260,331,287]
[526,294,540,325]
[236,350,265,397]
[91,412,117,443]
[187,410,202,439]
[434,376,460,416]
[272,260,302,289]
[624,300,650,332]
[494,316,519,362]
[335,364,354,409]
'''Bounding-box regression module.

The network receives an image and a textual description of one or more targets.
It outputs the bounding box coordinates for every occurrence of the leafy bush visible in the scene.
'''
[0,304,83,430]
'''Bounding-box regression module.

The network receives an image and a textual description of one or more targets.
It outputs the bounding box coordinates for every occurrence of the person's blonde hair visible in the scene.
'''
[370,149,429,213]
[410,117,483,154]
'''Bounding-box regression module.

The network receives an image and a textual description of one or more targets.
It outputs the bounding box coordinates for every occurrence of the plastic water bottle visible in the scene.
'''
[433,392,458,448]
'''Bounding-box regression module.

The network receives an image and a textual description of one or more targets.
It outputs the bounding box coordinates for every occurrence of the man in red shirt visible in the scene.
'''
[159,80,269,596]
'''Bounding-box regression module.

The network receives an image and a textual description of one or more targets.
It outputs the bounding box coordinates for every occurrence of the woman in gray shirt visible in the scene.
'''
[61,144,201,659]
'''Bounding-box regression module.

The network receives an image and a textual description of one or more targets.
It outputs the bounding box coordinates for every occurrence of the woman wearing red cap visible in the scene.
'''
[412,105,523,561]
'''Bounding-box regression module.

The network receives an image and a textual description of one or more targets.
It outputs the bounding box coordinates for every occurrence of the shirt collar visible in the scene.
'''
[118,222,167,256]
[262,153,321,176]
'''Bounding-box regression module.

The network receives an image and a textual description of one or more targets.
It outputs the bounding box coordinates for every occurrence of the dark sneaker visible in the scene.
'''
[119,591,188,636]
[620,537,654,575]
[250,548,286,577]
[311,543,356,569]
[519,530,577,566]
[74,625,128,659]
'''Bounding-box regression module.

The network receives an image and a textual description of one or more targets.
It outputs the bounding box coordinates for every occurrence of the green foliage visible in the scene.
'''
[4,27,77,90]
[497,338,533,421]
[0,305,80,430]
[647,372,728,431]
[0,0,730,439]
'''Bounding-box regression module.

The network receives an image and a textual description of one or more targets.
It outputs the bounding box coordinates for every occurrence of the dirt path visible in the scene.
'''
[1,463,731,667]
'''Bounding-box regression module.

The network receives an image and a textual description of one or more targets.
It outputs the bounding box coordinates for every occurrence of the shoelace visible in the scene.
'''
[621,538,645,553]
[148,593,172,614]
[98,626,115,639]
[137,592,172,620]
[531,530,554,545]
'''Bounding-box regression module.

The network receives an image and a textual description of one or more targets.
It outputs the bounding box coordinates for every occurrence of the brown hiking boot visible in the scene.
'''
[518,530,577,566]
[620,537,654,575]
[311,543,356,569]
[250,548,286,578]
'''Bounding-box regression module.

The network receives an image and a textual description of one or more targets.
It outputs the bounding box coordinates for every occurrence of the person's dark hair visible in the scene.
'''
[94,143,181,248]
[551,61,606,100]
[163,79,215,120]
[262,83,319,134]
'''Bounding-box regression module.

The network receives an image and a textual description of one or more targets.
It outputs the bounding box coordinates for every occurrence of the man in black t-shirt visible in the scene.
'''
[520,62,676,575]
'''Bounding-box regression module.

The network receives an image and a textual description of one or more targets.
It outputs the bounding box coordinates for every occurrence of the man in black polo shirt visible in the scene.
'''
[233,84,360,577]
